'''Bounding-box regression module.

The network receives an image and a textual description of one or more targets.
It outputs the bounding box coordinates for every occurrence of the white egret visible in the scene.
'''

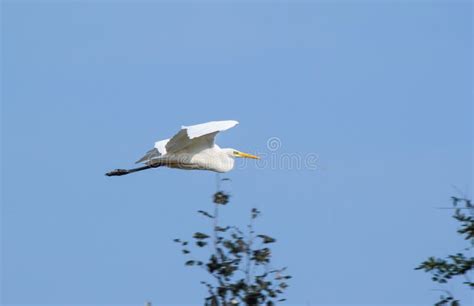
[106,120,259,176]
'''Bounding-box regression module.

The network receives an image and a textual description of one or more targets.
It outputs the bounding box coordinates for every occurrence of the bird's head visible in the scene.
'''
[225,148,260,160]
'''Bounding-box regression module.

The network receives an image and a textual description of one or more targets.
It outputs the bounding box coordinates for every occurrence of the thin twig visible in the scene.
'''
[245,211,255,287]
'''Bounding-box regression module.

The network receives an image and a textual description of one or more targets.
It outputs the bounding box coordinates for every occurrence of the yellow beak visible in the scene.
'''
[237,151,260,160]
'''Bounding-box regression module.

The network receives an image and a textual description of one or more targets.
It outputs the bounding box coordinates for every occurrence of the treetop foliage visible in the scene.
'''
[416,197,473,306]
[175,190,290,306]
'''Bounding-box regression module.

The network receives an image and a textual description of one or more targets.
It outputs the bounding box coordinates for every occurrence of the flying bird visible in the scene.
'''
[106,120,259,176]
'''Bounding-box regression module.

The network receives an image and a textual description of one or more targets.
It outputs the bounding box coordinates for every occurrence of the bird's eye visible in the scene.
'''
[233,151,239,155]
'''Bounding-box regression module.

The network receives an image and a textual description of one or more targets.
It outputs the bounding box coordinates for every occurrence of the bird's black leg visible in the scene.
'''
[105,162,161,177]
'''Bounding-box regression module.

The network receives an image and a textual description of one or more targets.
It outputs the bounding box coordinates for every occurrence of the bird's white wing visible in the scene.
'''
[154,139,169,154]
[166,120,239,153]
[135,120,238,164]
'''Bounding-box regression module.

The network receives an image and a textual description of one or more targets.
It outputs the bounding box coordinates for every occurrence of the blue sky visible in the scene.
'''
[2,1,472,305]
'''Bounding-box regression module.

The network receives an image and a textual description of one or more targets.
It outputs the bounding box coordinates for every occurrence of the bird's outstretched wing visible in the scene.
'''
[166,120,239,153]
[135,120,238,164]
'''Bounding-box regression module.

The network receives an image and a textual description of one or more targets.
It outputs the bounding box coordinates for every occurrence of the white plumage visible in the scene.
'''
[106,120,259,177]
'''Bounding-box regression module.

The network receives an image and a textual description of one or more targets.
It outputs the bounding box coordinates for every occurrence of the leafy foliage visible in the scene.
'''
[415,197,473,305]
[175,191,290,306]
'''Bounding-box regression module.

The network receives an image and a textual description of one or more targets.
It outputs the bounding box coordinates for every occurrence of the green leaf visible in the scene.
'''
[213,191,230,205]
[198,210,214,218]
[251,208,260,219]
[257,235,276,244]
[193,232,210,239]
[215,226,229,232]
[252,248,271,263]
[196,241,207,247]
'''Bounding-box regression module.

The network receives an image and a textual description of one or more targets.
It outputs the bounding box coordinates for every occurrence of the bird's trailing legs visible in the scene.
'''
[105,162,161,177]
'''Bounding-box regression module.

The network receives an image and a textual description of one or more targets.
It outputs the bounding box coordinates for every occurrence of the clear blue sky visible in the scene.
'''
[2,1,472,305]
